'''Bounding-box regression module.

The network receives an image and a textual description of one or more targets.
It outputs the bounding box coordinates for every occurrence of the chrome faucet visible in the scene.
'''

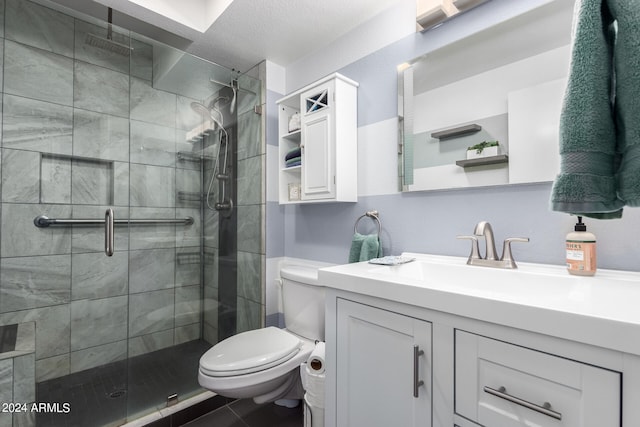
[474,221,498,260]
[457,221,529,268]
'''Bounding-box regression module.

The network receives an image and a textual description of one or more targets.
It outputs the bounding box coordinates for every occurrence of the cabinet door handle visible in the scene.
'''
[483,386,562,420]
[413,345,424,398]
[105,208,114,257]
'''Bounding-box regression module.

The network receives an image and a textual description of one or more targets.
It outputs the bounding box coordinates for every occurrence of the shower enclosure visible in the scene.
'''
[0,0,264,425]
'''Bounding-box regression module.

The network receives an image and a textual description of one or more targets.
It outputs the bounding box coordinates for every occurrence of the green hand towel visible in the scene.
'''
[550,0,624,219]
[349,233,383,263]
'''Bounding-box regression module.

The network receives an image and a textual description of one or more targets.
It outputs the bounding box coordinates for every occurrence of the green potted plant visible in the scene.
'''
[467,140,500,160]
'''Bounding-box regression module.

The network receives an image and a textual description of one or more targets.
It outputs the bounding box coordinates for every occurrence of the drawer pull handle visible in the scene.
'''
[483,386,562,421]
[413,345,424,398]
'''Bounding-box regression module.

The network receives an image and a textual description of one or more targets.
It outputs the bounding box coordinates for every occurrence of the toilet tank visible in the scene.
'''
[280,265,325,341]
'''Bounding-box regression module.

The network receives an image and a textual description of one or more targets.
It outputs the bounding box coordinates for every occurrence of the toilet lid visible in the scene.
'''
[200,327,302,377]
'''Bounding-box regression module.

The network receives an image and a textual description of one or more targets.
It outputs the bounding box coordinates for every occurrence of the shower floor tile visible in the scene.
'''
[36,339,211,427]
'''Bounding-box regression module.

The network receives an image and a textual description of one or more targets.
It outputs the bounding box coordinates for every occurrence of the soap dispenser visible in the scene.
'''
[566,216,596,276]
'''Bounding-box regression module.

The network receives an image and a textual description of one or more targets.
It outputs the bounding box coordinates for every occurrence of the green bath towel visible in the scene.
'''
[349,233,383,263]
[550,0,640,219]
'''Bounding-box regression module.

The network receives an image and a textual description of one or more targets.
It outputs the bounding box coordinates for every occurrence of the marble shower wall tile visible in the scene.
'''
[129,289,174,337]
[176,208,201,248]
[128,329,173,358]
[236,204,262,254]
[1,204,72,257]
[74,61,129,118]
[176,246,201,287]
[237,155,263,206]
[73,109,129,161]
[130,78,176,127]
[4,40,73,106]
[74,19,130,74]
[175,285,201,327]
[176,168,202,209]
[71,158,113,205]
[236,297,261,334]
[40,155,72,204]
[130,120,176,167]
[4,0,74,57]
[69,340,126,374]
[35,354,69,382]
[236,74,261,116]
[71,251,128,300]
[237,108,263,160]
[13,354,35,403]
[0,359,12,406]
[2,94,73,155]
[0,255,71,313]
[174,323,200,345]
[70,296,128,351]
[129,248,176,294]
[1,149,40,203]
[0,0,5,38]
[237,251,261,303]
[129,207,177,250]
[0,304,71,360]
[130,164,175,207]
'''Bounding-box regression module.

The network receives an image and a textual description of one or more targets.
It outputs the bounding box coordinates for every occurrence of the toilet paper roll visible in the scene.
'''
[307,342,325,374]
[300,363,325,408]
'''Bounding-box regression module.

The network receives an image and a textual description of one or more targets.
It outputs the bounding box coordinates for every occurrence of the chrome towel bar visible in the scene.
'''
[34,215,194,228]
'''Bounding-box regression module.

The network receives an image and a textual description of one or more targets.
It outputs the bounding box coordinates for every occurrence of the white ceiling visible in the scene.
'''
[52,0,405,73]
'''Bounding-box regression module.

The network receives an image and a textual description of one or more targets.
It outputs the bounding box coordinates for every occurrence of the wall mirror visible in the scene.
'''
[398,0,575,192]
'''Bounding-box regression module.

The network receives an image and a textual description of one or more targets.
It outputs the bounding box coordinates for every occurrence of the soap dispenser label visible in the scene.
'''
[566,241,596,271]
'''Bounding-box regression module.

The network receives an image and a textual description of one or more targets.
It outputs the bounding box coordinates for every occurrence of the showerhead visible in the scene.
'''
[190,101,224,129]
[85,7,132,56]
[85,33,132,56]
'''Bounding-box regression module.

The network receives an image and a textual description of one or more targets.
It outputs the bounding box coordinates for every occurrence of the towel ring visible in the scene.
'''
[354,210,381,235]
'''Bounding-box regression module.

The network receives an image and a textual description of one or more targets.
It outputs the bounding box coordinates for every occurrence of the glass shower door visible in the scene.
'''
[0,1,263,426]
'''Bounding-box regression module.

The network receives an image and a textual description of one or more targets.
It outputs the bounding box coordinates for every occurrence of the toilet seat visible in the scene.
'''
[200,327,302,377]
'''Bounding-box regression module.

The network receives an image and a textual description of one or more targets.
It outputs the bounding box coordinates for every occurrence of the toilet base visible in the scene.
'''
[252,369,304,404]
[274,399,300,408]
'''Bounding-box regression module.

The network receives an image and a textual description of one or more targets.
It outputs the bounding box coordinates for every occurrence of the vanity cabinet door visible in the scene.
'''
[336,298,432,427]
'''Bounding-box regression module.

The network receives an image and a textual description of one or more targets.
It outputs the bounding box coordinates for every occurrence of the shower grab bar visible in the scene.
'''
[33,215,194,228]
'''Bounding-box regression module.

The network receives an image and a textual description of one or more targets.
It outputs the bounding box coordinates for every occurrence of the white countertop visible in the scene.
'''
[319,253,640,356]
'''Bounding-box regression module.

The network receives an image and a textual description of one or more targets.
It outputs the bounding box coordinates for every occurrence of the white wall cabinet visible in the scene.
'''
[276,73,358,204]
[335,298,432,427]
[325,290,627,427]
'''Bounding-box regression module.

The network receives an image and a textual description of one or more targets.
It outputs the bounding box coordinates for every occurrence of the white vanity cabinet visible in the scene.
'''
[276,73,358,204]
[320,254,640,427]
[335,298,432,427]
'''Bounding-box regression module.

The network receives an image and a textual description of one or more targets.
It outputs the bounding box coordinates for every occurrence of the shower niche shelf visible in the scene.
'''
[276,73,358,205]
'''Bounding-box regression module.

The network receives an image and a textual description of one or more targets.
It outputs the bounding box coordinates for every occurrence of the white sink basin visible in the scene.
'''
[319,252,640,356]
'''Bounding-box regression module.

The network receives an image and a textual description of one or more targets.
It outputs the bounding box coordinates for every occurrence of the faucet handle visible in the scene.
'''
[457,235,481,264]
[500,237,530,268]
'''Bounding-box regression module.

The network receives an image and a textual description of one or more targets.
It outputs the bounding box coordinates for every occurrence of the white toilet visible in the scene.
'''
[198,264,324,404]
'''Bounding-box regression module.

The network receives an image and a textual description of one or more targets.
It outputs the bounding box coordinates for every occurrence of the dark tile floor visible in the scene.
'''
[181,399,303,427]
[36,339,211,427]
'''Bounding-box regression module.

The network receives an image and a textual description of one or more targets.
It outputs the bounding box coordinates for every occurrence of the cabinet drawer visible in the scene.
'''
[455,330,620,427]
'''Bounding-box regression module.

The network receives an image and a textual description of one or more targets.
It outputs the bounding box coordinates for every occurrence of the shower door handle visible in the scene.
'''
[105,208,114,257]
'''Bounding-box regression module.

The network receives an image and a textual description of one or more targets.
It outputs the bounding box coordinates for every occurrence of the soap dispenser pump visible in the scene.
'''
[566,216,596,276]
